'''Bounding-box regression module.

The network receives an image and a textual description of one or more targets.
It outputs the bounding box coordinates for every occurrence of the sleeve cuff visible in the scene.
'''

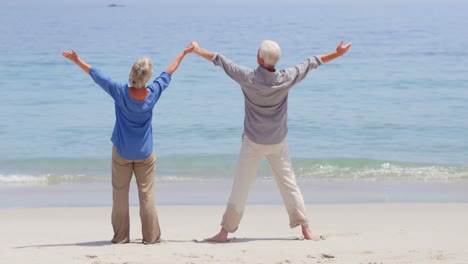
[211,53,220,62]
[314,56,324,65]
[89,67,100,80]
[89,67,97,75]
[161,71,172,78]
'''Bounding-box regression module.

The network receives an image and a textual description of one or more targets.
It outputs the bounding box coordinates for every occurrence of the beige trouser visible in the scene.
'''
[111,146,160,244]
[221,135,309,232]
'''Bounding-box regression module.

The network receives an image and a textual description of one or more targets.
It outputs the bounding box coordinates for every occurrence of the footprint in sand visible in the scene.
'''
[306,253,335,259]
[431,254,447,261]
[84,255,101,264]
[173,253,200,259]
[321,253,335,259]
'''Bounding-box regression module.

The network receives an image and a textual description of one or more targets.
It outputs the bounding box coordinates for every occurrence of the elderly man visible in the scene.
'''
[191,39,352,242]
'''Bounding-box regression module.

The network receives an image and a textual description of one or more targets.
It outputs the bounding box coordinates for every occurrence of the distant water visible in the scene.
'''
[1,1,468,205]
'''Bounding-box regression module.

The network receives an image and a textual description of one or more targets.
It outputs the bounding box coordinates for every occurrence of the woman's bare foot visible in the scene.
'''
[206,227,229,242]
[302,225,314,240]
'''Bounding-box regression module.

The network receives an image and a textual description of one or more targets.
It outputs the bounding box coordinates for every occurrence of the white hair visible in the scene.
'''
[259,40,281,67]
[129,57,153,88]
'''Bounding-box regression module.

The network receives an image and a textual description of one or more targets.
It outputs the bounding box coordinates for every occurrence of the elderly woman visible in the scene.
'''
[62,44,193,244]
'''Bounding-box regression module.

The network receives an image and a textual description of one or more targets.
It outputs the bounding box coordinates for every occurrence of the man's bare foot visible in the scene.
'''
[302,225,314,240]
[206,227,229,242]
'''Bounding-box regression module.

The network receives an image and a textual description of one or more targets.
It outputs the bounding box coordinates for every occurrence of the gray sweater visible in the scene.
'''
[212,53,323,145]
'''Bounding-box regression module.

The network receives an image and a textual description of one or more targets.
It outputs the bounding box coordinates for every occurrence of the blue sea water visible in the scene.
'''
[0,0,467,206]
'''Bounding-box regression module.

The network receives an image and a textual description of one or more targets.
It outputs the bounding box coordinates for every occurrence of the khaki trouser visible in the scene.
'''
[221,135,309,232]
[111,146,160,244]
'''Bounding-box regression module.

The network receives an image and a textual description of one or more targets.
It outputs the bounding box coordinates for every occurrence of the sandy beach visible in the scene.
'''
[1,203,467,264]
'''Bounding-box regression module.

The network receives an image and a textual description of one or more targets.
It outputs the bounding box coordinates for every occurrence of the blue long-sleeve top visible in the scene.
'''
[89,67,171,160]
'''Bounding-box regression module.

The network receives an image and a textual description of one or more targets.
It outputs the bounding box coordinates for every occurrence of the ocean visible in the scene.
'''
[1,0,467,207]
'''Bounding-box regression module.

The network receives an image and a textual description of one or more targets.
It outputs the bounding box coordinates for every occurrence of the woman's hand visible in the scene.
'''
[166,44,194,75]
[61,50,91,74]
[61,50,80,63]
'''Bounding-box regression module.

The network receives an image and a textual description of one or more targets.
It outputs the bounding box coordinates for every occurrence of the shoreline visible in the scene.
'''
[2,180,468,208]
[2,204,468,263]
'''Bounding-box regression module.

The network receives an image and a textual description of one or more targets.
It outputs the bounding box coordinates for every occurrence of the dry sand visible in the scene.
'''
[1,204,467,263]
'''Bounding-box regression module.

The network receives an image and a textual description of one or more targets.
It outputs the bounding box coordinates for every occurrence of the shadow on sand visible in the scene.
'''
[193,236,303,244]
[15,236,309,248]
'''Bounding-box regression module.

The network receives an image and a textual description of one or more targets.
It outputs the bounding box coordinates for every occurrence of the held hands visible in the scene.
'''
[183,43,195,55]
[336,40,352,56]
[190,41,200,53]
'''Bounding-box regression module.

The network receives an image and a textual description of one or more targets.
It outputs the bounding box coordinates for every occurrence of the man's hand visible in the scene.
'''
[190,41,213,61]
[320,40,352,63]
[336,40,352,56]
[61,50,80,63]
[191,41,200,53]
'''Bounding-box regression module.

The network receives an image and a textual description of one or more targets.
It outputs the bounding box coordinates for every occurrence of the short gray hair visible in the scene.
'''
[129,57,153,88]
[259,40,281,67]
